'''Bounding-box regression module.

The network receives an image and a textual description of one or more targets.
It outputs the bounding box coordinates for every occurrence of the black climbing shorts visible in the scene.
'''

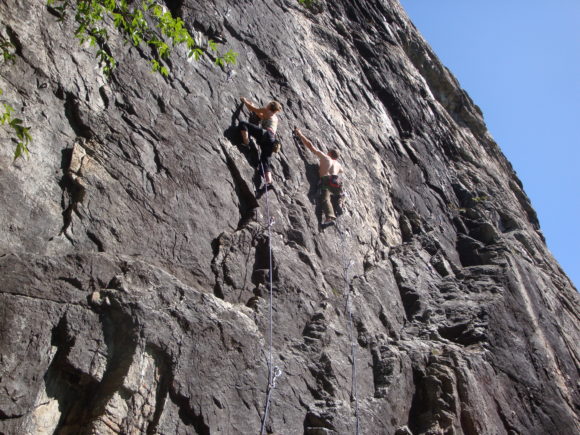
[239,121,276,172]
[239,120,260,137]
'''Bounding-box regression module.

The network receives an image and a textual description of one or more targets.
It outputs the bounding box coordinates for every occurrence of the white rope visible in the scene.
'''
[257,153,282,435]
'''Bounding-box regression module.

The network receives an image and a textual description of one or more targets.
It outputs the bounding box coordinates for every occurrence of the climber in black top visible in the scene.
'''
[239,97,282,192]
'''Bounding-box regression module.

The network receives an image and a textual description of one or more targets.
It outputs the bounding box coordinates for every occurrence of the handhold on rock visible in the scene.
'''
[89,291,112,307]
[89,291,102,305]
[107,274,128,292]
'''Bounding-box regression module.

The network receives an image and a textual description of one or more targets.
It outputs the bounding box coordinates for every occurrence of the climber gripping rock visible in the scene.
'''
[239,97,283,194]
[294,127,344,226]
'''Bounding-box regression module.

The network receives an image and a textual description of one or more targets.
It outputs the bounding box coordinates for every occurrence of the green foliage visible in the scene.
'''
[216,49,238,67]
[472,195,489,203]
[0,38,15,62]
[1,39,32,160]
[46,0,238,78]
[0,97,32,159]
[298,0,317,9]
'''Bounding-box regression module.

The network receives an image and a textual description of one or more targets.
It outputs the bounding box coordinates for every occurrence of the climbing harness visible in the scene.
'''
[257,158,283,435]
[336,218,361,435]
[328,174,343,190]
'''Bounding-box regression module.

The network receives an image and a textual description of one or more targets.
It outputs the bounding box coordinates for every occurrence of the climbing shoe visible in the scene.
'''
[322,217,336,227]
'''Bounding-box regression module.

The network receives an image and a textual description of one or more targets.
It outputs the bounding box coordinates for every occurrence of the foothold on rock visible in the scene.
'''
[395,426,413,435]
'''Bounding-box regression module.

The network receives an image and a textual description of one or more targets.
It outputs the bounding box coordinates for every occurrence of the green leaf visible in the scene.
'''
[208,39,218,52]
[14,141,30,160]
[223,50,238,65]
[298,0,316,8]
[75,23,86,38]
[185,35,195,49]
[152,5,163,18]
[113,13,125,28]
[157,42,169,58]
[189,47,203,60]
[132,32,142,46]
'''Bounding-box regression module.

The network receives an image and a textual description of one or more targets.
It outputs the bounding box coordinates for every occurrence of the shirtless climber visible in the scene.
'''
[294,127,344,225]
[239,97,283,193]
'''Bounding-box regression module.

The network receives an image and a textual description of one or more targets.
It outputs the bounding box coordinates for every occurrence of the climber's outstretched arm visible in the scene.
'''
[294,127,325,159]
[241,97,268,119]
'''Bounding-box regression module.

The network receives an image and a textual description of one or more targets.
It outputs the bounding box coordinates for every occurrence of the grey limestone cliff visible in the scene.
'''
[0,0,578,434]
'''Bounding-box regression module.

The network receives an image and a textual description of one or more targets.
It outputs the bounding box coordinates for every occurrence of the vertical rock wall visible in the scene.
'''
[1,0,578,434]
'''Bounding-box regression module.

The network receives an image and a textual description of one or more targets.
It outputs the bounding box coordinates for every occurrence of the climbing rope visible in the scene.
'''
[336,218,361,435]
[252,130,359,433]
[257,155,282,435]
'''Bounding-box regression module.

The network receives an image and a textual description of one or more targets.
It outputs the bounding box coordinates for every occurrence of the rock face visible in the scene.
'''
[1,1,578,434]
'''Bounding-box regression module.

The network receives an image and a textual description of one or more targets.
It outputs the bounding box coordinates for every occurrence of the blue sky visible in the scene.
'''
[399,1,579,288]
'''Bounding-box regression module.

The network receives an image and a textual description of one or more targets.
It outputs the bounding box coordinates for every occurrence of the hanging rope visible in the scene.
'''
[336,219,360,435]
[253,129,359,433]
[257,153,282,435]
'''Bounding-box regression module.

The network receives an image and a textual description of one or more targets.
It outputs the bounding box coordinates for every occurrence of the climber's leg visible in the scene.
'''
[322,187,336,223]
[239,121,263,146]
